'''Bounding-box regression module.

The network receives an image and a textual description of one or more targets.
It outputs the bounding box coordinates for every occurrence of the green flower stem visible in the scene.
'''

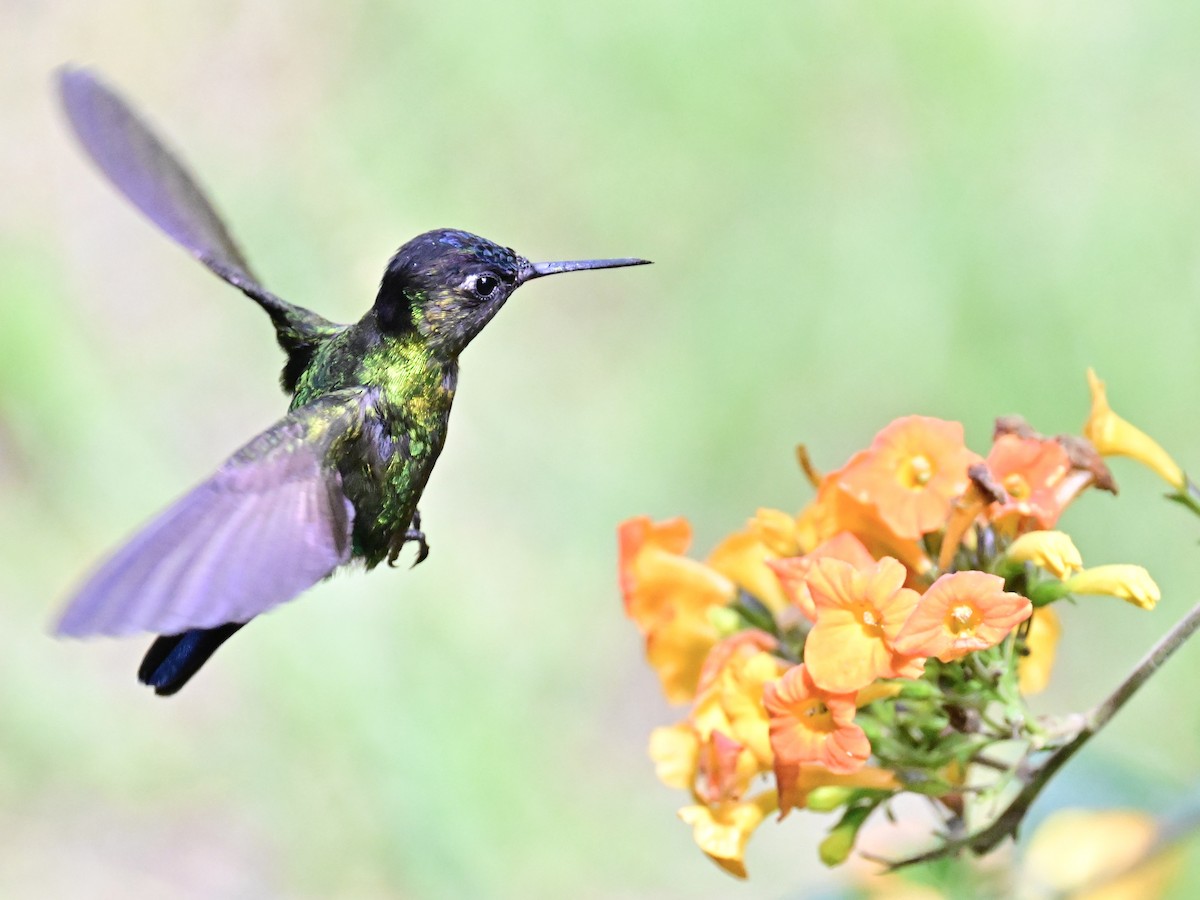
[885,596,1200,870]
[1169,477,1200,518]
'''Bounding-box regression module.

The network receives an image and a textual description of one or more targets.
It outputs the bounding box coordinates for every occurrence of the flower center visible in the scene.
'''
[948,603,978,635]
[800,699,836,733]
[803,701,830,720]
[855,604,885,637]
[1003,473,1031,501]
[901,454,934,490]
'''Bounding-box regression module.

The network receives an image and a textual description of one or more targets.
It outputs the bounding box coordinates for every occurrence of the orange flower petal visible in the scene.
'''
[695,630,778,696]
[802,557,921,692]
[618,517,737,703]
[894,570,1031,662]
[798,457,932,577]
[985,434,1072,529]
[837,417,982,540]
[764,665,869,776]
[769,532,875,621]
[618,516,691,608]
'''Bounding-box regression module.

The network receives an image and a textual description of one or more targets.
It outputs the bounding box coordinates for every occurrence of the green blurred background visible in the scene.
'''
[4,2,1200,896]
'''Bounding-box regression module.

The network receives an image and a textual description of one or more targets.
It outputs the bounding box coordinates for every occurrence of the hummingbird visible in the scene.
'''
[54,67,649,695]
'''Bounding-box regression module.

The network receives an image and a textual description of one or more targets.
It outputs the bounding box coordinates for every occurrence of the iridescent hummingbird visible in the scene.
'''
[54,68,649,695]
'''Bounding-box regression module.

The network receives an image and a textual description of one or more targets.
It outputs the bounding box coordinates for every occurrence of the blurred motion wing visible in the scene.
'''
[58,65,262,287]
[56,390,371,638]
[56,65,338,350]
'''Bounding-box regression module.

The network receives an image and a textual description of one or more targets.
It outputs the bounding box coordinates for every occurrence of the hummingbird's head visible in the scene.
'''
[373,228,650,357]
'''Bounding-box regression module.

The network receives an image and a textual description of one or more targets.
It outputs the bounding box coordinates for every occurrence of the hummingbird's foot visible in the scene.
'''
[387,511,429,568]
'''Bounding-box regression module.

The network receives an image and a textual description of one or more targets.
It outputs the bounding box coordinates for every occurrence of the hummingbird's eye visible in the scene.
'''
[474,274,499,297]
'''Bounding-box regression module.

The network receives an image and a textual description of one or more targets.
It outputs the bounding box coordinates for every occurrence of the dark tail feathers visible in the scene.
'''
[138,623,245,696]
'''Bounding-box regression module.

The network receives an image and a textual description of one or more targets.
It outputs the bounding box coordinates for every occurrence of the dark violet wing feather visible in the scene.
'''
[56,66,340,359]
[56,390,370,638]
[58,66,260,286]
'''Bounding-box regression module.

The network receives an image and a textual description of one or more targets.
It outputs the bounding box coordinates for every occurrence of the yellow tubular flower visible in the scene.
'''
[1019,607,1062,695]
[649,724,700,791]
[1084,370,1184,490]
[1021,809,1184,899]
[691,637,785,772]
[1065,565,1160,611]
[750,507,804,557]
[1005,530,1084,579]
[678,792,778,879]
[707,527,791,614]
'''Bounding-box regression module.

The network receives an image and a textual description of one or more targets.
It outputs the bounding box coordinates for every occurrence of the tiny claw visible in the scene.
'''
[405,528,430,568]
[387,511,430,568]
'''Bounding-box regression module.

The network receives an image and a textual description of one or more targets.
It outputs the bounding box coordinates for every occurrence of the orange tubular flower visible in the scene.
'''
[802,557,924,693]
[985,434,1072,529]
[937,473,997,571]
[837,416,982,540]
[768,532,876,621]
[765,665,870,778]
[619,517,736,703]
[798,455,932,579]
[894,571,1031,662]
[775,762,899,818]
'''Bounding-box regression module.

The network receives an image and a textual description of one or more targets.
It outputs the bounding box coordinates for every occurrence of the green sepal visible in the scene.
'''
[730,589,778,635]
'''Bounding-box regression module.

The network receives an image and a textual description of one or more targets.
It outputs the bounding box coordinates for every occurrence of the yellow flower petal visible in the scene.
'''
[1065,564,1160,611]
[1018,607,1061,696]
[1084,369,1184,490]
[708,528,790,614]
[803,557,921,692]
[1022,809,1184,899]
[692,635,784,771]
[1006,530,1084,579]
[749,507,803,557]
[856,681,904,706]
[618,517,736,702]
[678,793,777,879]
[649,724,699,790]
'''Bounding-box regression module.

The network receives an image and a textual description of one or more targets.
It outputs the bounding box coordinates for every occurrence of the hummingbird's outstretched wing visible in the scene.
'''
[56,67,342,387]
[56,389,372,638]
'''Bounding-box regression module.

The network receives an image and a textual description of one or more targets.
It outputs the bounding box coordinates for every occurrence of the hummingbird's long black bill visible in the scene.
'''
[527,257,651,280]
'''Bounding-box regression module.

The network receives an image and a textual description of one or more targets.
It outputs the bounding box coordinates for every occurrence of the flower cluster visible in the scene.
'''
[619,371,1184,878]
